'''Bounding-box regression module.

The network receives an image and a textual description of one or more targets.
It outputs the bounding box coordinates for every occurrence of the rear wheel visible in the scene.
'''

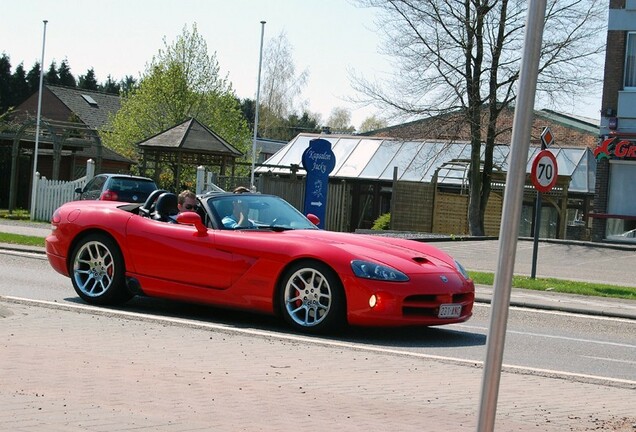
[70,233,132,305]
[279,261,345,334]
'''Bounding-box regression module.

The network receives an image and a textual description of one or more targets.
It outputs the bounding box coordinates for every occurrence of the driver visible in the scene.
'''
[222,198,254,229]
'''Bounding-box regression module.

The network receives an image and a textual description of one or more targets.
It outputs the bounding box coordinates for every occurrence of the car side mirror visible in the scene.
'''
[75,187,83,194]
[176,212,207,236]
[306,213,320,226]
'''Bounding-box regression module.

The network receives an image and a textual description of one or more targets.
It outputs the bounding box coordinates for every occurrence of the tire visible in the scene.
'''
[70,233,132,305]
[279,261,345,334]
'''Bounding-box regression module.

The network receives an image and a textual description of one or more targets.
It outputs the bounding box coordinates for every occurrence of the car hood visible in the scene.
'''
[279,229,458,274]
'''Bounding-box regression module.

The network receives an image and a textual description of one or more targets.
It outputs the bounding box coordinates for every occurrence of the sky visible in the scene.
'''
[1,0,603,130]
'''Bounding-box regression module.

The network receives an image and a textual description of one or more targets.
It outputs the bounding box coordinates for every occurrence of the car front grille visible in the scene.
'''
[402,292,474,318]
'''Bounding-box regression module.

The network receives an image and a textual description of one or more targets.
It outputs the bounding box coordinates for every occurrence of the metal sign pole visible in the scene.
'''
[531,192,542,278]
[30,19,48,221]
[250,21,266,192]
[476,0,547,430]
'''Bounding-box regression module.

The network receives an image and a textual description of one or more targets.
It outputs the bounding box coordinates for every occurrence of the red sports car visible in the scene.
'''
[46,190,474,334]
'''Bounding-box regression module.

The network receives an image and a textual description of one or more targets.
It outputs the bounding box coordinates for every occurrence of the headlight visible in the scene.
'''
[351,260,409,282]
[454,259,470,280]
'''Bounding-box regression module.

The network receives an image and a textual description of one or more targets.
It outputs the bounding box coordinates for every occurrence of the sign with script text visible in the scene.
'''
[301,138,336,229]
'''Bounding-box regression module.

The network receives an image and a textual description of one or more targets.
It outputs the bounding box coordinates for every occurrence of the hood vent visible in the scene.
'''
[412,256,430,264]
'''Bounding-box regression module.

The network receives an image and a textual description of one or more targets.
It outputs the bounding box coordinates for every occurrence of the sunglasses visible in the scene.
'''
[184,204,198,210]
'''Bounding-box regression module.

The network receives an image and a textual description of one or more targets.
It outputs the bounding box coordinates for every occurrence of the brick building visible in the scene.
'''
[592,0,636,243]
[0,85,133,210]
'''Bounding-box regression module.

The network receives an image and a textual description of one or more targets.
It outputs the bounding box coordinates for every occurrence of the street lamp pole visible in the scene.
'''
[30,19,48,220]
[250,20,266,192]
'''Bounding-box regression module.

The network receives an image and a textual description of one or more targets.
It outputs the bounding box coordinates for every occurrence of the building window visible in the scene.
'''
[626,32,636,89]
[605,160,636,241]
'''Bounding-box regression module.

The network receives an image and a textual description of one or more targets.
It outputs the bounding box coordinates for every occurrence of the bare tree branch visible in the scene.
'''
[352,0,605,235]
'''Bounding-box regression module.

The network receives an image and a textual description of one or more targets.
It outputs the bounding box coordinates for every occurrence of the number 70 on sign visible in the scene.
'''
[531,150,558,193]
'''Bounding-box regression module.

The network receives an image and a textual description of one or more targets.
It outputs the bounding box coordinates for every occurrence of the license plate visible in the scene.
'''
[438,303,462,318]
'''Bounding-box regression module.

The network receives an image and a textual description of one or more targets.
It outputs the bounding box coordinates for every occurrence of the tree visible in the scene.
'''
[119,75,137,95]
[0,54,11,113]
[11,63,30,108]
[326,107,355,133]
[101,23,250,187]
[101,74,120,94]
[353,0,605,235]
[45,61,59,85]
[238,97,256,131]
[58,59,76,87]
[26,62,41,94]
[78,68,98,90]
[287,111,321,138]
[259,31,309,139]
[358,115,387,133]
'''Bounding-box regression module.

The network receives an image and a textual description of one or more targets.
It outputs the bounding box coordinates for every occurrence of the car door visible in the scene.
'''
[125,215,234,289]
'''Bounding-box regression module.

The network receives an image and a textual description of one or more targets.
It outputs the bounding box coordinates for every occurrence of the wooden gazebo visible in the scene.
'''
[137,117,243,191]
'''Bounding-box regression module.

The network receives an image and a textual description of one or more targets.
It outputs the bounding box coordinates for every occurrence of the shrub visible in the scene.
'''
[372,213,391,230]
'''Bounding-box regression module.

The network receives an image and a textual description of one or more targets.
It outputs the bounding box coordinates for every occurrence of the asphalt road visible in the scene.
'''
[2,248,635,382]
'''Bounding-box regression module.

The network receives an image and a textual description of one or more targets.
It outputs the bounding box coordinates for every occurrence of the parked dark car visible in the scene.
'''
[75,174,158,203]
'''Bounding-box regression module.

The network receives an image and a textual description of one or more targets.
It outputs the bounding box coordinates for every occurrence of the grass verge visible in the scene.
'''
[469,271,636,301]
[0,232,46,247]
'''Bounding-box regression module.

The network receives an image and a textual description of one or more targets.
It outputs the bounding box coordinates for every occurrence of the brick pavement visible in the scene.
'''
[1,299,634,432]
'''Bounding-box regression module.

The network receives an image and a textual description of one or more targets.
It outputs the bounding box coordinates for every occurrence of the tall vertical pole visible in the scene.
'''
[30,19,48,221]
[476,0,546,430]
[250,20,266,191]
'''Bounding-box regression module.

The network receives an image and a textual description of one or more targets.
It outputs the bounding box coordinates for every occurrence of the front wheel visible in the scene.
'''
[279,261,345,334]
[70,233,132,305]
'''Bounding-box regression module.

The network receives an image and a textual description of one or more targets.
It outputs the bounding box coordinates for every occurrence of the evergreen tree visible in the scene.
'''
[119,75,137,95]
[238,97,256,131]
[45,60,60,85]
[0,53,12,113]
[11,63,30,108]
[26,62,41,94]
[288,112,320,137]
[101,74,120,94]
[58,59,76,87]
[78,68,98,90]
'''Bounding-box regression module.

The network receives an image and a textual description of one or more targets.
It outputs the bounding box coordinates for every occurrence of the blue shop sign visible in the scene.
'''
[301,138,336,229]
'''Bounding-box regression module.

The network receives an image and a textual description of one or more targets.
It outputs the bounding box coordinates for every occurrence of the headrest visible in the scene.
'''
[155,192,178,216]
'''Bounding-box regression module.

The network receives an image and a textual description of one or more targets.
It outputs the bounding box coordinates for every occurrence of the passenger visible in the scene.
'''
[233,186,250,194]
[177,190,197,213]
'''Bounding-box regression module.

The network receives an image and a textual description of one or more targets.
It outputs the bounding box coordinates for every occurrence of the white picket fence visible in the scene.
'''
[195,166,228,194]
[32,160,95,221]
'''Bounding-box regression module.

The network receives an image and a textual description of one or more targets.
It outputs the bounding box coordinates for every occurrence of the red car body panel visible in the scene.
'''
[46,199,475,328]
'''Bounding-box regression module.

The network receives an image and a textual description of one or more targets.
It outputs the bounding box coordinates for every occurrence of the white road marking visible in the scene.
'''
[2,295,635,387]
[582,356,636,365]
[474,302,635,324]
[455,323,636,349]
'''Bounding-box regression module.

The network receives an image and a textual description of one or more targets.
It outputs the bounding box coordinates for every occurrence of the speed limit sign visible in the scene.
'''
[531,150,558,192]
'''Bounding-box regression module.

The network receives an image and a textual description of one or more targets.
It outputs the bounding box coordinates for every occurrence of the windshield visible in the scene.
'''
[206,194,318,230]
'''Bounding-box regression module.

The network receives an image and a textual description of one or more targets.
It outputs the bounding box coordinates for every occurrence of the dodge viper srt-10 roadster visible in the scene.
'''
[46,190,475,334]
